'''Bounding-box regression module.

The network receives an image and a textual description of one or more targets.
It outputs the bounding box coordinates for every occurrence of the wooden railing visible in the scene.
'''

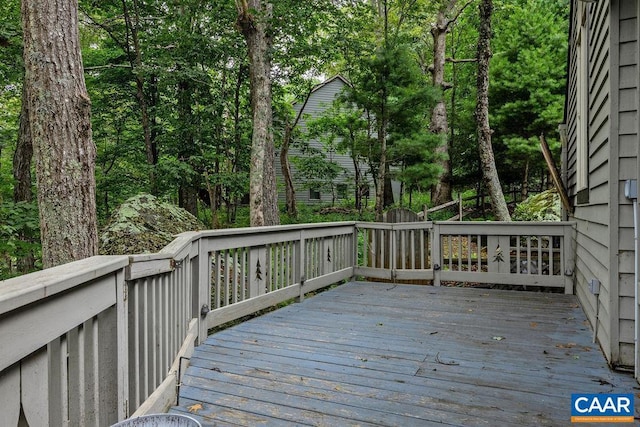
[355,221,574,292]
[0,220,574,426]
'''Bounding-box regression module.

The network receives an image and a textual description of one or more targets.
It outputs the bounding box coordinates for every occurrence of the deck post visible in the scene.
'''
[115,267,130,419]
[190,241,201,336]
[197,239,211,344]
[390,225,396,281]
[297,231,306,302]
[351,225,358,281]
[432,223,441,286]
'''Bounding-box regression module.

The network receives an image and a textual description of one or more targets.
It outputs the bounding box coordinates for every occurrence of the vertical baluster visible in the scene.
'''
[172,272,178,382]
[66,328,80,424]
[274,243,280,289]
[144,279,151,401]
[161,277,169,383]
[132,282,141,408]
[420,229,424,269]
[278,243,284,288]
[387,229,392,271]
[398,229,404,270]
[307,239,312,278]
[151,276,158,392]
[516,235,521,274]
[61,336,70,425]
[232,249,238,302]
[526,236,532,275]
[478,235,483,271]
[371,229,381,268]
[225,249,231,302]
[170,270,177,368]
[457,235,463,271]
[215,252,222,308]
[466,235,472,272]
[87,317,98,424]
[547,236,553,276]
[287,241,293,284]
[537,236,542,275]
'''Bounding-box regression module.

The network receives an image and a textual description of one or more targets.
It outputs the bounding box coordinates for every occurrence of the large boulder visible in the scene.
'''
[99,194,205,255]
[513,188,561,221]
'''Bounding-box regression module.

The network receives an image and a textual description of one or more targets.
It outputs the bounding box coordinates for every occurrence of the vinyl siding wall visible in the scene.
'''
[615,0,638,366]
[566,0,639,368]
[566,0,615,365]
[274,78,374,205]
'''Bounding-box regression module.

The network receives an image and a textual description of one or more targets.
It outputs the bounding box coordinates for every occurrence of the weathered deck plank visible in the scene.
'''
[171,282,638,426]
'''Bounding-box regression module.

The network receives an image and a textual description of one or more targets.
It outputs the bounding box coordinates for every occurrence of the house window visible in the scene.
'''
[576,4,589,203]
[309,189,321,200]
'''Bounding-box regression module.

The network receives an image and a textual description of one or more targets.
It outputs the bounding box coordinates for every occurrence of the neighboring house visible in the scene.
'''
[275,75,376,205]
[562,0,639,373]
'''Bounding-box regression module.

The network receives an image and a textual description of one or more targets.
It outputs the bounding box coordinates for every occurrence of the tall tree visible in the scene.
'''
[429,0,474,206]
[22,0,98,267]
[490,0,567,196]
[236,0,279,226]
[13,84,32,204]
[475,0,510,220]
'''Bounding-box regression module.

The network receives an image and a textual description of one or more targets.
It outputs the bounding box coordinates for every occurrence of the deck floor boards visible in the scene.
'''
[170,282,638,426]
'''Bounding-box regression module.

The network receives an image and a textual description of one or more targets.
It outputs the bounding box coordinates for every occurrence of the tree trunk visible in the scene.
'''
[22,0,99,268]
[13,82,36,273]
[375,119,387,222]
[177,80,198,216]
[353,155,363,212]
[475,0,510,221]
[430,6,454,206]
[522,160,529,199]
[280,126,297,217]
[13,84,33,204]
[280,88,314,218]
[237,0,279,227]
[122,0,158,193]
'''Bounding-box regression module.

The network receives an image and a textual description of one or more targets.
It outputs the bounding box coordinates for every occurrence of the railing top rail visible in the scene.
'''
[0,255,129,315]
[356,222,435,231]
[434,221,576,227]
[195,221,357,239]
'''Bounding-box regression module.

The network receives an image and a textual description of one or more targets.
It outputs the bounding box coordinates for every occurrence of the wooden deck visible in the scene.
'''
[170,282,638,426]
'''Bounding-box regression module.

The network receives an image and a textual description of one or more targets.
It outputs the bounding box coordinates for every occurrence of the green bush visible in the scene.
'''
[0,200,41,279]
[513,189,561,221]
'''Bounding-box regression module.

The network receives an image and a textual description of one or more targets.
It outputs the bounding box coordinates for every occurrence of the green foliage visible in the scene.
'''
[291,146,346,194]
[490,0,568,186]
[0,200,41,278]
[0,0,573,271]
[513,188,561,221]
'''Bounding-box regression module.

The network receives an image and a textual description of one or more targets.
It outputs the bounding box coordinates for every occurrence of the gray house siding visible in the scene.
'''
[565,0,639,369]
[616,0,639,365]
[275,76,373,205]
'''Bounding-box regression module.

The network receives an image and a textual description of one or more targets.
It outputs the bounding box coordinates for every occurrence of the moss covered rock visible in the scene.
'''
[513,188,561,221]
[99,194,205,255]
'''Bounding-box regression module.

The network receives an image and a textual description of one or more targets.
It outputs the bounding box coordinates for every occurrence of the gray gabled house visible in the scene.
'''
[275,75,376,206]
[562,0,639,375]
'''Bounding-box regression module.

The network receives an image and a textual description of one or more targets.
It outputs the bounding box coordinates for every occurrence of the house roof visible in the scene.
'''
[291,74,351,107]
[309,74,351,94]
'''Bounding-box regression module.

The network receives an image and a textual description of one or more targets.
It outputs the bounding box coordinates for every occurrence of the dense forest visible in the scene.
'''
[0,0,568,274]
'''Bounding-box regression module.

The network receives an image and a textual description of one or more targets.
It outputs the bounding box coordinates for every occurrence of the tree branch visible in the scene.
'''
[447,0,476,27]
[84,64,133,71]
[446,57,477,63]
